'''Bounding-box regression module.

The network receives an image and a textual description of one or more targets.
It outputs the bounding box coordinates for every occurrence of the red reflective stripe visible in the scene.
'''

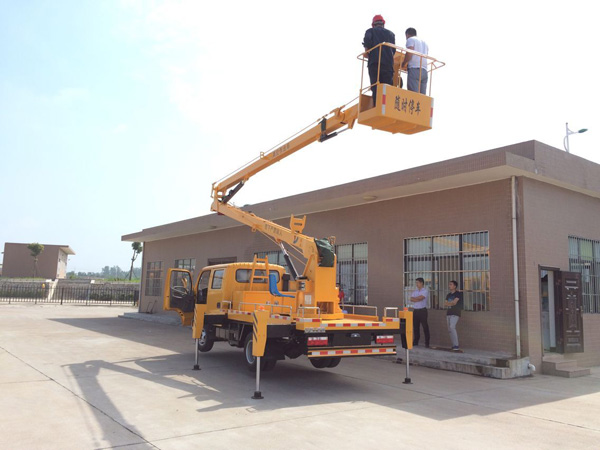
[271,314,291,321]
[309,347,395,357]
[324,322,385,328]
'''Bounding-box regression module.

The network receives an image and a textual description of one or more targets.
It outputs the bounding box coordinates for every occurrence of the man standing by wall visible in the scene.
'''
[410,277,430,347]
[444,280,463,351]
[403,27,429,94]
[363,15,395,105]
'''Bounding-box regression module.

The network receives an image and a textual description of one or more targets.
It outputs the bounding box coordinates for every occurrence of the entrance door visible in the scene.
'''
[555,271,584,353]
[540,270,557,352]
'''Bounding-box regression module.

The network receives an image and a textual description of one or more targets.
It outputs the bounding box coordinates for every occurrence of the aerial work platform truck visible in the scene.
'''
[163,43,444,391]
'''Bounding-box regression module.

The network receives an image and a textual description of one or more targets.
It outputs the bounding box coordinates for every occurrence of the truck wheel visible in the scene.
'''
[243,334,277,372]
[327,357,341,368]
[310,358,331,369]
[197,328,214,353]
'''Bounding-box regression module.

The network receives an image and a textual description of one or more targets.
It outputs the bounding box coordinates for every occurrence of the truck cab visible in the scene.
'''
[164,261,288,326]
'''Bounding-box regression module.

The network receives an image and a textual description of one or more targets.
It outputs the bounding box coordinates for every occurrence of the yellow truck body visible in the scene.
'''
[164,261,408,371]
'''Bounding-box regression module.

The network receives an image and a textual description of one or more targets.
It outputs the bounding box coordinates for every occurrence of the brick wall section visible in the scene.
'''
[142,179,521,355]
[303,179,518,354]
[521,177,600,368]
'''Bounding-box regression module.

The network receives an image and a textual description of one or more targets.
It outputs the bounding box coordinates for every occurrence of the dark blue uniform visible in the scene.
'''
[363,26,395,103]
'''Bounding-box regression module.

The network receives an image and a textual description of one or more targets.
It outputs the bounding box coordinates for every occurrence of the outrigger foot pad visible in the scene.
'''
[252,391,264,400]
[193,365,200,371]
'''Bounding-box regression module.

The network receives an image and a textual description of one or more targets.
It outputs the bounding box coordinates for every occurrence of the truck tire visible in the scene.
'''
[310,357,331,369]
[243,333,277,372]
[197,328,214,353]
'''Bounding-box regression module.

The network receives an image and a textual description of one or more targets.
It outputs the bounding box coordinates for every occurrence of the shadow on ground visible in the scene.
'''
[52,315,600,416]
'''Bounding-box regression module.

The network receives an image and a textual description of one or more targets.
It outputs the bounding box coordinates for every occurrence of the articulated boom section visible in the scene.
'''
[211,199,342,318]
[211,105,359,199]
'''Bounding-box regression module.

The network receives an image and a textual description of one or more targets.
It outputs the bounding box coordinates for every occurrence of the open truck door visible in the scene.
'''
[164,268,195,325]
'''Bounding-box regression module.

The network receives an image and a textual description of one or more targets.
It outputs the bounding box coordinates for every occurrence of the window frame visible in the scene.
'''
[335,242,368,305]
[235,269,281,284]
[175,258,196,273]
[404,232,490,311]
[568,236,600,314]
[145,261,163,297]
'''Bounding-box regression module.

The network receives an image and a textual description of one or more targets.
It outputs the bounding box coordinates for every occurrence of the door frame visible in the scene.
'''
[539,266,559,355]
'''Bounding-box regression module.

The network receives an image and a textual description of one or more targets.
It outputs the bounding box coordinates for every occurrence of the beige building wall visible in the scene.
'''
[140,179,519,355]
[520,178,600,368]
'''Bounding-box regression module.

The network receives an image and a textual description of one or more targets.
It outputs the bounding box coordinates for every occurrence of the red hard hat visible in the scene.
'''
[372,15,385,26]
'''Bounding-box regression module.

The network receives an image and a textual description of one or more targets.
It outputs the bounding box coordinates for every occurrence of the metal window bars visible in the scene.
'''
[569,236,600,314]
[403,232,490,311]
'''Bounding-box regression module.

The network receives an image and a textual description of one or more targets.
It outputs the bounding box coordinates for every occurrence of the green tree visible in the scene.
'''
[27,243,44,278]
[128,242,143,280]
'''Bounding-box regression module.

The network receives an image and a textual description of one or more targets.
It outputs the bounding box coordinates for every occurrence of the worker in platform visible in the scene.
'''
[402,27,429,94]
[363,14,395,105]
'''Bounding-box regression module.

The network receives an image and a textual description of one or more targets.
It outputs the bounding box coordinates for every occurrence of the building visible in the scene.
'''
[122,141,600,371]
[1,243,75,280]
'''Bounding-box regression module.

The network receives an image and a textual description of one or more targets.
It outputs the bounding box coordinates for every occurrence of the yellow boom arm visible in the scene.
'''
[210,44,444,310]
[212,104,359,200]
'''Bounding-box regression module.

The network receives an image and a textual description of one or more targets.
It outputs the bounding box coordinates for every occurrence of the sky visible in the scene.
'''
[1,0,599,273]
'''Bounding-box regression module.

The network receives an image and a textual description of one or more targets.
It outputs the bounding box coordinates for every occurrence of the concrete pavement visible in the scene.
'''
[1,304,599,449]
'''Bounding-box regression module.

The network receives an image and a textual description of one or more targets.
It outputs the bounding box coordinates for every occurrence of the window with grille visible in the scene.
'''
[404,232,490,311]
[175,258,196,273]
[255,250,288,269]
[256,244,368,305]
[235,269,281,283]
[569,236,600,314]
[336,242,368,305]
[145,261,163,296]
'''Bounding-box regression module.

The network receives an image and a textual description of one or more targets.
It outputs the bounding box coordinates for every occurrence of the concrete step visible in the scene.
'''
[395,347,533,379]
[542,359,591,378]
[405,356,513,379]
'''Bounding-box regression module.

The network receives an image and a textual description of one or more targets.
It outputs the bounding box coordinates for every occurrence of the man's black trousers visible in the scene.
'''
[368,65,393,105]
[412,308,430,347]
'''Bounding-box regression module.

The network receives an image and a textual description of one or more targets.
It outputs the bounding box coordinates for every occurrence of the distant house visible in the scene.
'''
[1,243,75,279]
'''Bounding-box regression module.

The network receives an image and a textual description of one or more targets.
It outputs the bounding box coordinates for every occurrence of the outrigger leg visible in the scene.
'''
[403,348,412,384]
[399,308,413,384]
[252,357,263,400]
[251,308,269,399]
[193,338,200,371]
